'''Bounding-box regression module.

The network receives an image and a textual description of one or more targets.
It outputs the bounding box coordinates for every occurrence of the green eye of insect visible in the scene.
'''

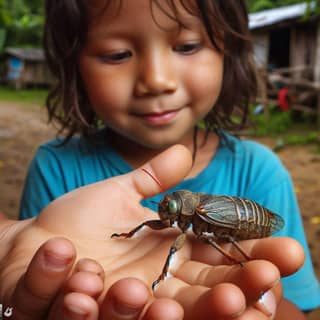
[168,200,178,214]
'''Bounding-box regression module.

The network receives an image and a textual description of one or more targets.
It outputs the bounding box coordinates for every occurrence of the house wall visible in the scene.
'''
[251,31,269,67]
[251,21,318,80]
[5,55,54,88]
[290,23,317,79]
[21,62,53,85]
[314,23,320,82]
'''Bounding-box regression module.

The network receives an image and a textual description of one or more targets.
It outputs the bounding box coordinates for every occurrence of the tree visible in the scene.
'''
[0,0,44,50]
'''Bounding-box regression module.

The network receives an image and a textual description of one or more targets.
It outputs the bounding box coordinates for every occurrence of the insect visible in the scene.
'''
[112,169,285,289]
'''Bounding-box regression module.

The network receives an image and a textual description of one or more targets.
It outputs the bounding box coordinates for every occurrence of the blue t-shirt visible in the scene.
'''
[19,131,320,311]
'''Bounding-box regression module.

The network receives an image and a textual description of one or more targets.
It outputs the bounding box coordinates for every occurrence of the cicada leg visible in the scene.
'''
[222,235,252,261]
[111,220,168,238]
[152,233,187,290]
[198,234,245,265]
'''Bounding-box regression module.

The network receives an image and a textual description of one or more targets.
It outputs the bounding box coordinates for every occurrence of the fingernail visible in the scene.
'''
[64,305,88,320]
[75,258,104,278]
[113,299,140,317]
[255,290,277,319]
[43,250,72,270]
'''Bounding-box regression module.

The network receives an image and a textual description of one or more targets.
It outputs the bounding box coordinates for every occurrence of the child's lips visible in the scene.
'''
[135,109,180,125]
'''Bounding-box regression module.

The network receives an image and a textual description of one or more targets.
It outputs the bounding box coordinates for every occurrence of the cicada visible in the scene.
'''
[112,170,285,289]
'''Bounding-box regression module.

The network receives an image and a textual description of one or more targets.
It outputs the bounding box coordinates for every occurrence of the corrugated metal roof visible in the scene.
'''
[249,2,313,30]
[4,48,45,61]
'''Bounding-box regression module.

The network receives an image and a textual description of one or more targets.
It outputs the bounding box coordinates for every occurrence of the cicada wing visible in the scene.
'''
[197,194,285,234]
[269,212,285,234]
[196,195,240,229]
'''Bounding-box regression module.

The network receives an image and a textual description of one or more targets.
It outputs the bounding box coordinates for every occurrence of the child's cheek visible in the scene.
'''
[86,74,133,115]
[184,54,223,108]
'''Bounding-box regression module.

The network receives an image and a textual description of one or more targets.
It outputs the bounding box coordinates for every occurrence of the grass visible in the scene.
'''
[249,108,320,153]
[0,85,47,105]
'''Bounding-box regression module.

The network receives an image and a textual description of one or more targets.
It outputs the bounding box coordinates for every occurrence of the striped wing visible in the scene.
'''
[196,195,240,229]
[196,195,285,234]
[269,212,285,234]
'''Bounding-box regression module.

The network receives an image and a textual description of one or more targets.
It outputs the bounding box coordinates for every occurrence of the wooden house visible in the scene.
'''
[249,2,320,125]
[4,47,54,89]
[249,2,320,77]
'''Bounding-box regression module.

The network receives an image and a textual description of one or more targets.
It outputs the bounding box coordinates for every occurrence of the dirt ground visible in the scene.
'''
[0,101,319,318]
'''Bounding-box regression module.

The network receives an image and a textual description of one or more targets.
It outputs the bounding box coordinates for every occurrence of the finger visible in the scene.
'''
[233,307,272,320]
[101,279,185,320]
[63,292,99,320]
[119,144,193,201]
[100,278,150,320]
[11,237,76,320]
[142,298,184,320]
[74,258,105,282]
[64,270,104,298]
[156,278,278,320]
[192,237,304,277]
[195,283,246,319]
[156,280,246,320]
[249,237,304,276]
[49,258,105,320]
[174,259,280,304]
[253,289,277,319]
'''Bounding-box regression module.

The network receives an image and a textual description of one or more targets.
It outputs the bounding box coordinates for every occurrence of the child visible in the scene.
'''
[20,0,319,316]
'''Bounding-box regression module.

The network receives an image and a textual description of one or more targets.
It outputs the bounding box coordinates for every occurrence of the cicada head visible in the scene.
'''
[158,193,182,226]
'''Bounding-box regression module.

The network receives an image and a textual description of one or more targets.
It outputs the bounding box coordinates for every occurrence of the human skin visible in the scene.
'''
[78,0,223,165]
[0,145,305,319]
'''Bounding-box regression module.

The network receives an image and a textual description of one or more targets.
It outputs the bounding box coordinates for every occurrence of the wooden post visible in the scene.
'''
[259,68,269,118]
[317,89,320,128]
[315,22,320,128]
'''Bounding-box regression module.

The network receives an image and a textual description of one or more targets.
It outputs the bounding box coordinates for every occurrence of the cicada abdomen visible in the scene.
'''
[194,194,285,240]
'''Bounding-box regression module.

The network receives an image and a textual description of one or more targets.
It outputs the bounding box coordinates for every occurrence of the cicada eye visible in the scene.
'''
[168,199,178,214]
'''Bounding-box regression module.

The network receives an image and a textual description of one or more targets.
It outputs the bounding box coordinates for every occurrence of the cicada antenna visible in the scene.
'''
[141,168,165,192]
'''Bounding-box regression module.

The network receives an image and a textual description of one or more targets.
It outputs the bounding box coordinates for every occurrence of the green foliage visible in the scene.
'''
[250,109,293,136]
[285,131,319,144]
[248,0,275,12]
[247,0,320,13]
[0,28,6,50]
[250,104,320,152]
[0,0,44,50]
[273,132,320,151]
[0,85,47,105]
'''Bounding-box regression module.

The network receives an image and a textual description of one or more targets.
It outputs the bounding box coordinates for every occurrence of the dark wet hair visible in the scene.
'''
[44,0,257,141]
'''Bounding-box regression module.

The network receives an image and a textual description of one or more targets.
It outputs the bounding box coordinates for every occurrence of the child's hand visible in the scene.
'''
[0,145,304,319]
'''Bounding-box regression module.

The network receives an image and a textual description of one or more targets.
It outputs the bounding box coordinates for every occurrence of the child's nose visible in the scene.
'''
[134,50,177,96]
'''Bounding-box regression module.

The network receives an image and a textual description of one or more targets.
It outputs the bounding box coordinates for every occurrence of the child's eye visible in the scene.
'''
[173,42,202,55]
[98,50,132,64]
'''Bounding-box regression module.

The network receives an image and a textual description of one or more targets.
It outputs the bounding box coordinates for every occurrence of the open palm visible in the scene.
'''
[0,145,304,319]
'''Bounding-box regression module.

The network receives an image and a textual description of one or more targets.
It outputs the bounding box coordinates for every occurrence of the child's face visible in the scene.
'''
[78,0,223,149]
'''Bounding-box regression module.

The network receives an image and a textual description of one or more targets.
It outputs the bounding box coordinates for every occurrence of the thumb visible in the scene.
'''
[36,145,192,231]
[116,144,193,201]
